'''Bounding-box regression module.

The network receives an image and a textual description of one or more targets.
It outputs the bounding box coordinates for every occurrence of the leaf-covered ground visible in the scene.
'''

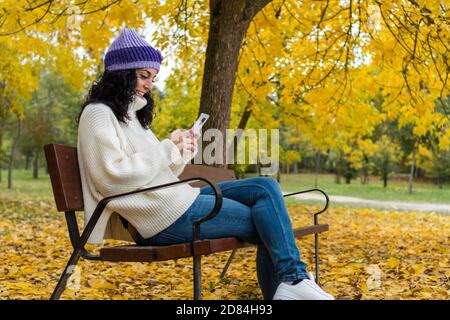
[0,198,448,300]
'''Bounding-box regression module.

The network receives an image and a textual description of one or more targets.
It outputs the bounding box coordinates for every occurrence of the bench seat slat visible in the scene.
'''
[100,224,329,262]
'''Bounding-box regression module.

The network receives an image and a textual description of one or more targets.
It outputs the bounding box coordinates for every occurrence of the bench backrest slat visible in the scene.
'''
[178,164,236,187]
[44,144,84,212]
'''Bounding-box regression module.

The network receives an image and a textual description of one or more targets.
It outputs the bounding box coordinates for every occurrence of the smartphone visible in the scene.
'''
[192,113,210,130]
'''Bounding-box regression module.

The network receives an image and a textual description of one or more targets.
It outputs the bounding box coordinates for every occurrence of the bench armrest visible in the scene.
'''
[78,178,223,249]
[283,189,329,224]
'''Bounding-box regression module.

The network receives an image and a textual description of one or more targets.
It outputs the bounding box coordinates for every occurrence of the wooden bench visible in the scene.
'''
[44,143,330,300]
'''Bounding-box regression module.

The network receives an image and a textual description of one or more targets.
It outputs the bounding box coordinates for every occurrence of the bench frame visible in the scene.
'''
[44,143,329,300]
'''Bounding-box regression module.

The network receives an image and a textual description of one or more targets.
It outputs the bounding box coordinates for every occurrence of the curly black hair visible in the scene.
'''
[78,69,155,129]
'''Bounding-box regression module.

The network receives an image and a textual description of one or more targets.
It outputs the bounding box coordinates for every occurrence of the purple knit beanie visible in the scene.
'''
[104,28,163,72]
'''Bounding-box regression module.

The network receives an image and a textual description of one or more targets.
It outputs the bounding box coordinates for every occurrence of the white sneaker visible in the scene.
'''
[273,273,335,300]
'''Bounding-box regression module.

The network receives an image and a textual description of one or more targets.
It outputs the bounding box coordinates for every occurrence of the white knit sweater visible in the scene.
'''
[77,96,200,244]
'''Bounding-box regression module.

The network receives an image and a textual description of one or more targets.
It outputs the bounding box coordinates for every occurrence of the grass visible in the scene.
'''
[246,172,450,204]
[0,169,54,202]
[1,169,449,206]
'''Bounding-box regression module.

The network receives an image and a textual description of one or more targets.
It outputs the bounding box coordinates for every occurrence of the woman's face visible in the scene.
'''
[135,68,158,97]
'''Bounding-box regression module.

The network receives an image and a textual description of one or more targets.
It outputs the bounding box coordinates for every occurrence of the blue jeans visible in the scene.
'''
[135,177,309,299]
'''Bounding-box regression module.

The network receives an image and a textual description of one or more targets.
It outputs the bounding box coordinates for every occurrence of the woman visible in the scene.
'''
[77,28,334,300]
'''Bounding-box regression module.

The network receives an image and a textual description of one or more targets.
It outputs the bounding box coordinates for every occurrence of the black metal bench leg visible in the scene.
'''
[315,233,320,285]
[220,248,237,279]
[50,249,81,300]
[193,255,202,300]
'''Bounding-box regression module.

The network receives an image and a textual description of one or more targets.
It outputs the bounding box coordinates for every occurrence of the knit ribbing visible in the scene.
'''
[77,100,200,244]
[104,28,163,72]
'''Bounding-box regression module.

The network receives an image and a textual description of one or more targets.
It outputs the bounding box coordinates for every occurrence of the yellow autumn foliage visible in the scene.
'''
[1,0,448,158]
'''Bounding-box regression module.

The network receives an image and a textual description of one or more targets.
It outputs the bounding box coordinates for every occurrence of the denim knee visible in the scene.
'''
[253,177,281,194]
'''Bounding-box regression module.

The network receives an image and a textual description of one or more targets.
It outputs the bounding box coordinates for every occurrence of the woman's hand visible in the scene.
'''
[169,129,184,147]
[189,128,202,140]
[169,129,199,158]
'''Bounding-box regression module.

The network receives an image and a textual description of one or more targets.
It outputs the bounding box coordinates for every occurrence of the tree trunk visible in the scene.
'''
[33,149,39,179]
[383,174,388,188]
[0,128,2,183]
[408,149,416,195]
[335,173,340,184]
[314,151,321,188]
[25,153,32,170]
[7,117,22,189]
[335,151,343,184]
[227,103,252,176]
[199,0,272,167]
[363,170,369,184]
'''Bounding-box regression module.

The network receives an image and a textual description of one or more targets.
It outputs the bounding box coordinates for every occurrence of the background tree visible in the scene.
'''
[20,70,82,178]
[372,136,402,188]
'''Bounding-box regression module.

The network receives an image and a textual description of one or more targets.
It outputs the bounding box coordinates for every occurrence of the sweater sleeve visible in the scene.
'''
[79,105,172,196]
[158,138,191,177]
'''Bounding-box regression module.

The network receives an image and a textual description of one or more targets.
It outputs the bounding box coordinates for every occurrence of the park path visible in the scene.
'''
[286,192,450,214]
